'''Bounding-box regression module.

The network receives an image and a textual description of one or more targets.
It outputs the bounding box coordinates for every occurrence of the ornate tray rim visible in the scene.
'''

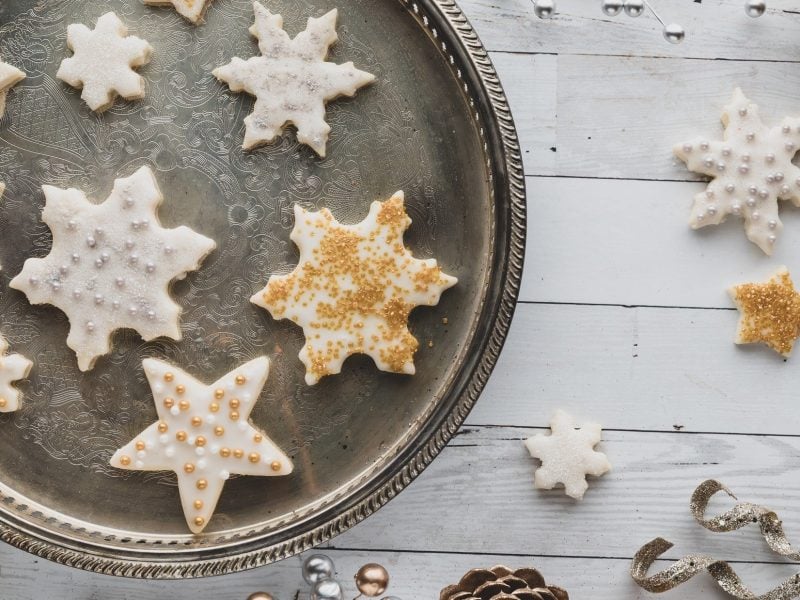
[0,0,526,578]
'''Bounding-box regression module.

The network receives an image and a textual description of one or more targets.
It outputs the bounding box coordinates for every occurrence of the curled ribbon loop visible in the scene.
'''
[631,479,800,599]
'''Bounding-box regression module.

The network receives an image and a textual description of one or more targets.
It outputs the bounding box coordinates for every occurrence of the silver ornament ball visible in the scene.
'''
[600,0,624,16]
[311,579,344,600]
[623,0,645,17]
[663,23,685,44]
[744,0,766,17]
[302,554,335,585]
[533,0,556,19]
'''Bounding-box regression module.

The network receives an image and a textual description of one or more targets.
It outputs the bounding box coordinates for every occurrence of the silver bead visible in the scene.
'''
[748,185,758,195]
[623,0,644,17]
[140,219,150,228]
[71,253,80,263]
[112,300,120,310]
[51,281,61,291]
[766,153,775,163]
[129,254,139,265]
[682,143,693,153]
[533,0,556,19]
[768,235,777,244]
[705,190,715,199]
[311,579,344,600]
[781,184,791,195]
[95,258,104,268]
[700,141,710,151]
[746,132,755,141]
[128,306,138,316]
[303,554,336,585]
[115,277,125,288]
[663,23,685,44]
[86,236,96,248]
[706,205,717,215]
[766,174,775,184]
[703,157,714,168]
[28,276,39,286]
[716,162,726,172]
[101,251,110,262]
[759,188,769,199]
[67,220,77,230]
[146,262,156,273]
[95,294,104,305]
[741,153,751,163]
[786,142,796,152]
[601,0,623,15]
[768,220,778,229]
[164,246,174,255]
[124,196,134,207]
[738,107,748,117]
[59,265,69,275]
[752,211,761,221]
[738,164,750,174]
[94,227,104,237]
[783,125,791,134]
[775,172,784,182]
[86,321,95,332]
[746,197,757,208]
[147,310,156,320]
[722,147,731,156]
[72,289,81,300]
[131,220,140,230]
[744,0,766,18]
[732,203,742,215]
[725,183,736,193]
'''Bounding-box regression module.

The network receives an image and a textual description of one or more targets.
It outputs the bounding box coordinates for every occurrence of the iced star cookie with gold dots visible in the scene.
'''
[213,2,375,157]
[252,191,457,385]
[57,12,153,112]
[10,166,216,371]
[143,0,214,24]
[111,357,293,534]
[675,88,800,254]
[0,332,32,413]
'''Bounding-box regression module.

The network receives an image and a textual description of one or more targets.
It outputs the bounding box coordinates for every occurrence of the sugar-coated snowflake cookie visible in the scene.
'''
[10,166,216,371]
[524,410,611,500]
[674,88,800,254]
[0,332,32,413]
[252,192,457,385]
[213,1,375,157]
[729,266,800,357]
[143,0,214,24]
[57,12,153,112]
[111,357,293,534]
[0,59,25,118]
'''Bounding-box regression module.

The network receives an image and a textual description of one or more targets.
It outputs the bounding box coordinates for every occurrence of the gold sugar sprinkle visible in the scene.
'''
[120,455,131,466]
[214,388,224,399]
[270,461,282,472]
[235,374,246,385]
[248,452,260,463]
[196,479,207,490]
[184,463,195,473]
[175,384,186,395]
[163,372,174,382]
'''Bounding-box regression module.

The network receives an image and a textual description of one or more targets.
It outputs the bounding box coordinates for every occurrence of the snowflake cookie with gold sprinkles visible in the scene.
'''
[252,191,458,385]
[674,88,800,254]
[729,266,800,357]
[213,1,375,157]
[0,332,32,413]
[57,12,153,112]
[143,0,214,24]
[111,357,293,534]
[524,410,611,500]
[10,166,216,371]
[0,58,25,117]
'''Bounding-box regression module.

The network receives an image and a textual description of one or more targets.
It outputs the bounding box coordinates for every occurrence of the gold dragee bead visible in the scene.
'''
[184,463,195,473]
[194,517,204,527]
[209,402,219,413]
[248,452,260,463]
[253,433,263,443]
[195,436,206,447]
[164,372,174,382]
[229,398,240,409]
[220,447,231,457]
[176,384,186,395]
[176,430,187,442]
[179,400,190,411]
[214,388,225,399]
[191,416,202,427]
[157,421,168,433]
[270,461,281,472]
[233,449,244,459]
[229,411,240,421]
[196,479,207,490]
[163,397,174,409]
[214,426,225,437]
[135,441,145,451]
[235,375,246,385]
[0,398,8,408]
[120,455,131,466]
[194,499,203,509]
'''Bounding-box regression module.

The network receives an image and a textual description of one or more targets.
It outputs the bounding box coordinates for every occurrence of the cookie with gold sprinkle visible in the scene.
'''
[251,191,458,385]
[0,332,32,413]
[110,357,293,534]
[729,266,800,356]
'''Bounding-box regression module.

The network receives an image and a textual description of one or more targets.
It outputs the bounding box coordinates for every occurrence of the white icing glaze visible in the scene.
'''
[675,88,800,254]
[0,59,25,117]
[0,332,32,413]
[10,166,216,371]
[110,357,293,534]
[213,1,375,157]
[524,409,611,500]
[251,191,458,385]
[142,0,214,24]
[56,12,153,112]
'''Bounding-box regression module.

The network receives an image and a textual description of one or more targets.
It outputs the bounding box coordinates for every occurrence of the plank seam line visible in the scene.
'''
[516,300,736,312]
[488,49,800,65]
[459,425,800,439]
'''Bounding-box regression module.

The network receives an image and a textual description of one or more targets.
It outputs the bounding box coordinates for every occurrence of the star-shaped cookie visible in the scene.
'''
[674,88,800,254]
[252,192,457,385]
[111,357,293,534]
[729,267,800,357]
[142,0,214,24]
[0,59,25,117]
[213,2,375,157]
[11,166,216,371]
[0,332,33,413]
[57,12,153,112]
[524,410,611,500]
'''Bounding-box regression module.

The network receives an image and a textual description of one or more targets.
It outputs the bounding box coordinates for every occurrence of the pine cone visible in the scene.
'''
[440,565,569,600]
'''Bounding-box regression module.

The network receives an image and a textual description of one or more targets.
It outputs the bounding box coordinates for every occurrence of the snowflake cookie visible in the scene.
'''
[729,266,800,357]
[10,166,216,371]
[57,12,153,112]
[0,332,33,413]
[213,2,375,157]
[674,88,800,254]
[252,192,457,385]
[524,410,611,500]
[143,0,214,24]
[111,357,293,534]
[0,59,25,118]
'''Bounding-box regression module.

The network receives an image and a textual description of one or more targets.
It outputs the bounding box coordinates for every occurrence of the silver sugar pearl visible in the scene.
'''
[663,23,685,44]
[759,189,769,199]
[302,554,336,585]
[131,220,140,230]
[749,185,758,194]
[164,246,174,255]
[745,0,766,18]
[703,157,714,167]
[766,153,775,163]
[86,236,96,248]
[716,162,726,172]
[128,306,138,316]
[129,254,139,265]
[769,220,778,229]
[95,294,104,305]
[51,282,61,291]
[101,252,110,262]
[59,265,68,275]
[739,164,750,174]
[722,147,732,156]
[533,0,555,19]
[311,579,343,600]
[725,183,736,193]
[147,310,156,320]
[86,321,95,332]
[95,258,104,268]
[94,227,103,237]
[146,262,156,273]
[71,253,80,263]
[115,277,125,288]
[746,197,757,208]
[623,0,645,17]
[112,300,120,310]
[72,289,81,300]
[766,174,775,184]
[682,143,693,153]
[781,184,791,195]
[732,204,742,215]
[746,132,756,141]
[783,125,791,134]
[706,190,715,199]
[739,107,748,117]
[741,153,751,162]
[706,205,717,215]
[769,235,777,244]
[601,0,624,16]
[787,142,796,152]
[700,141,710,151]
[125,239,135,250]
[752,211,761,221]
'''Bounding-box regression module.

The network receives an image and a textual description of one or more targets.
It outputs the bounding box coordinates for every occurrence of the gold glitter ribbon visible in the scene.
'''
[631,480,800,599]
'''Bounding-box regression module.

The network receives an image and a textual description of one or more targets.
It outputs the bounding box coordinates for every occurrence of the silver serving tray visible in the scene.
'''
[0,0,524,577]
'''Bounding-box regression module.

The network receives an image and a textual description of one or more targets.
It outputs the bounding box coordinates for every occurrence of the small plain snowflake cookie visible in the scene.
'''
[11,166,216,371]
[111,357,293,534]
[142,0,214,24]
[729,266,800,357]
[524,410,611,500]
[213,1,375,157]
[674,88,800,254]
[252,192,457,385]
[57,12,153,112]
[0,332,32,413]
[0,59,25,117]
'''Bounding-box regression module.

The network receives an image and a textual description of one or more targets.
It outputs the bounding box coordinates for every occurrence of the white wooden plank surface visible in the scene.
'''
[7,1,800,599]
